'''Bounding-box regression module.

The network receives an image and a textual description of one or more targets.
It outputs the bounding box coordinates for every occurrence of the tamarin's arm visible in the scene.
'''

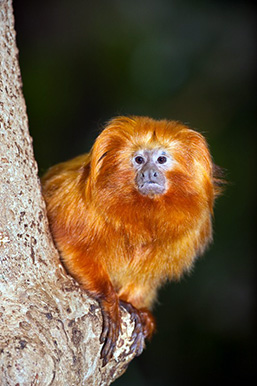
[61,249,119,365]
[70,254,152,364]
[56,240,148,364]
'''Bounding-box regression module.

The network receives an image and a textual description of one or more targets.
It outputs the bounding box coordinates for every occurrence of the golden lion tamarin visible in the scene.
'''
[42,116,222,365]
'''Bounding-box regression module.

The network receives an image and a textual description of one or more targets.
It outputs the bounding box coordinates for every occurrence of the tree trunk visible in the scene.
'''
[0,1,137,384]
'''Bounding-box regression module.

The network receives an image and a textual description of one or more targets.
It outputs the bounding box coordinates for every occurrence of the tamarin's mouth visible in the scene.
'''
[140,181,161,187]
[139,181,165,196]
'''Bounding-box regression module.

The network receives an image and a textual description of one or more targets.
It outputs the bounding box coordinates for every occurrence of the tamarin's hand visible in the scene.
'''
[42,116,222,365]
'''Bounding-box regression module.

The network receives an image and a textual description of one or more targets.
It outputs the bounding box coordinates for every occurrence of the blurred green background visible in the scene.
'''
[13,0,255,384]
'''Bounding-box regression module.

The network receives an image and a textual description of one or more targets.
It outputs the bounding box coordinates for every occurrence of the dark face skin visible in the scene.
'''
[132,148,173,197]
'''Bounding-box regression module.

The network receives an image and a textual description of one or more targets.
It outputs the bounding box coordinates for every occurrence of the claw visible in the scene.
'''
[100,311,109,344]
[130,330,145,356]
[99,299,121,366]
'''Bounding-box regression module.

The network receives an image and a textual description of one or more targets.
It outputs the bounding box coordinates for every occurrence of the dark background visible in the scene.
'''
[13,0,256,385]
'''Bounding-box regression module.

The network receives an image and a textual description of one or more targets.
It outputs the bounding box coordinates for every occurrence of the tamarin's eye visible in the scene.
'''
[135,156,145,165]
[157,156,167,164]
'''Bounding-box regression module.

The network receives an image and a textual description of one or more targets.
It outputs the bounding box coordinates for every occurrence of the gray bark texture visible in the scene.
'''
[0,1,138,384]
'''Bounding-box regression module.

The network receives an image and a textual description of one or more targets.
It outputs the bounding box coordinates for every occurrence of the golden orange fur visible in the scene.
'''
[42,116,221,364]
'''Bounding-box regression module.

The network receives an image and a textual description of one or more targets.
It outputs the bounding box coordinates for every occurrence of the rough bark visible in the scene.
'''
[0,1,138,384]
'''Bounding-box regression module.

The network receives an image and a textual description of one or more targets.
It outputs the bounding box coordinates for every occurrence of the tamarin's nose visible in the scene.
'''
[141,167,159,182]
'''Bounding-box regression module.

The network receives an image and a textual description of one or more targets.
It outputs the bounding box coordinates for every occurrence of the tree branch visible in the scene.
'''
[0,1,137,384]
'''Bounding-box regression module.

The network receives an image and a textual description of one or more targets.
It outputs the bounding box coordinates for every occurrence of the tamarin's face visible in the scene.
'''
[91,116,216,212]
[132,148,173,197]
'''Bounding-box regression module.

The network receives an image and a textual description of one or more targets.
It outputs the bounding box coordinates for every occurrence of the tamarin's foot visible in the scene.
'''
[120,301,156,356]
[138,308,156,340]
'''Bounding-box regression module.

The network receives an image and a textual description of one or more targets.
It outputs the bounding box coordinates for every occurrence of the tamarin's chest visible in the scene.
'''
[105,238,167,282]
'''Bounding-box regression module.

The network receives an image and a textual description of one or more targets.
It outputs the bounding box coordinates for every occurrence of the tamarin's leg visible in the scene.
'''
[63,254,150,365]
